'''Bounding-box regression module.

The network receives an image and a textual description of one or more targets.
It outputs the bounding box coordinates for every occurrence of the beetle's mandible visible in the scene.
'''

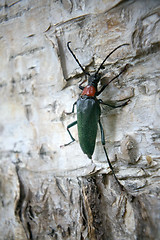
[62,41,130,185]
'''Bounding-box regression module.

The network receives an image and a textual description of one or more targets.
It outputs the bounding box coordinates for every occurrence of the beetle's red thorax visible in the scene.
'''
[81,85,96,97]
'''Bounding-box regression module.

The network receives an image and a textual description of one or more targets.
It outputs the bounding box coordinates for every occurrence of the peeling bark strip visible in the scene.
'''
[81,177,104,240]
[0,0,160,239]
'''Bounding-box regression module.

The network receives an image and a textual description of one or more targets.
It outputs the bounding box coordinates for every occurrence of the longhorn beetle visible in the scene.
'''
[63,41,130,185]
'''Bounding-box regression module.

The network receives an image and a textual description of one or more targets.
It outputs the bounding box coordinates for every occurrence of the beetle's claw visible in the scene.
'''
[122,99,131,107]
[126,99,131,105]
[60,140,75,148]
[64,111,74,115]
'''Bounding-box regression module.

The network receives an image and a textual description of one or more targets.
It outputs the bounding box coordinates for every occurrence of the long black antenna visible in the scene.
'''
[96,65,128,96]
[95,43,129,75]
[67,41,90,76]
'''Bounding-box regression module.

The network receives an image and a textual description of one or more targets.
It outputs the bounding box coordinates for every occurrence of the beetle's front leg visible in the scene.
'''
[61,120,77,147]
[79,79,86,90]
[99,99,130,108]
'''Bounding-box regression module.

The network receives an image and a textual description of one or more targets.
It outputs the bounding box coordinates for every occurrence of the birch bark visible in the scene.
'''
[0,0,160,239]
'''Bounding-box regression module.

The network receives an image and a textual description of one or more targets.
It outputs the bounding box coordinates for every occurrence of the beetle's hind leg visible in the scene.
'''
[61,120,77,147]
[99,120,123,188]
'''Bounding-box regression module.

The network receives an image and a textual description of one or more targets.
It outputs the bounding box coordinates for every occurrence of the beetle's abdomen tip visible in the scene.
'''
[87,154,92,159]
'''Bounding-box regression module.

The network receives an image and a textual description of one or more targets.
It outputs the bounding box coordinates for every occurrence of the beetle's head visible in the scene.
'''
[88,73,101,87]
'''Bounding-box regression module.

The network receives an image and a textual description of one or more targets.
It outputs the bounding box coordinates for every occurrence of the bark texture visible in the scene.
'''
[0,0,160,239]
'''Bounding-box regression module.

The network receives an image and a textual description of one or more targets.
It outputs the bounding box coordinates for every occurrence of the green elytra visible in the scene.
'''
[77,96,101,159]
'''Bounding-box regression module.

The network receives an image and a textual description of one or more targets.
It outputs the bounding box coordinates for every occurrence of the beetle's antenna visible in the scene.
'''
[96,65,128,96]
[67,42,90,76]
[95,43,129,75]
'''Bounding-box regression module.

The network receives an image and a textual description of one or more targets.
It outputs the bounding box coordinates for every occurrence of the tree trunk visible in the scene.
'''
[0,0,160,239]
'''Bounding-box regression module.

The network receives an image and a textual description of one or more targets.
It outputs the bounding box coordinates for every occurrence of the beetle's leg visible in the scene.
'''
[65,101,77,115]
[96,65,128,96]
[79,85,85,90]
[61,120,77,147]
[99,99,130,108]
[79,79,87,90]
[99,120,122,187]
